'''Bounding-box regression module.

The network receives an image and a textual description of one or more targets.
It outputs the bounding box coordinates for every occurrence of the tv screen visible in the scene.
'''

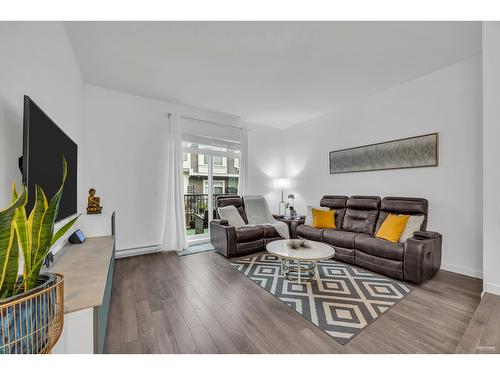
[22,96,78,222]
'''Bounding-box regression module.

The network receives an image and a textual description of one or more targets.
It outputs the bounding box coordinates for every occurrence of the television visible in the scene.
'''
[22,96,78,222]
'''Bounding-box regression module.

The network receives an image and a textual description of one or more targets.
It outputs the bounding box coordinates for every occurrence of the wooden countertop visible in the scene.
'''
[49,236,115,314]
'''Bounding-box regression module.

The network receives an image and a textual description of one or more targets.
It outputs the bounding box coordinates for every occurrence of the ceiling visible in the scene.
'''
[65,21,481,129]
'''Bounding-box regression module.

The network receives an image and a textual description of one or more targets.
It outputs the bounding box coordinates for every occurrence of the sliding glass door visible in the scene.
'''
[182,142,240,241]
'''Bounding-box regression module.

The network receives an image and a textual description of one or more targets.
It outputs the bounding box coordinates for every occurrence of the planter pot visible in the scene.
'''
[0,273,61,354]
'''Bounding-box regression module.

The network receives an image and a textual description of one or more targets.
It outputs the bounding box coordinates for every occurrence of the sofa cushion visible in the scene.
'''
[235,226,263,243]
[332,246,355,264]
[342,212,379,233]
[341,196,381,234]
[296,225,324,242]
[355,234,404,261]
[323,229,358,249]
[261,225,281,238]
[355,251,404,280]
[237,239,264,255]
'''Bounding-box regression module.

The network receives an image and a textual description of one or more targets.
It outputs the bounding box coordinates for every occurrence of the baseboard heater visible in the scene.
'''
[115,244,162,258]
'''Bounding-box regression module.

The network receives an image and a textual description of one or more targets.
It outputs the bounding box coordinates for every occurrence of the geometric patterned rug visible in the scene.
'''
[231,253,412,345]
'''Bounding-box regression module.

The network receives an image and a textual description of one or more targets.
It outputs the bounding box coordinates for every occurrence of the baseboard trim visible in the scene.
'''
[484,282,500,296]
[115,244,162,259]
[113,248,487,282]
[440,263,483,279]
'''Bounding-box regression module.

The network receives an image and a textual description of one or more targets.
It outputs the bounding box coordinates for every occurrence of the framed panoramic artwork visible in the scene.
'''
[329,133,439,174]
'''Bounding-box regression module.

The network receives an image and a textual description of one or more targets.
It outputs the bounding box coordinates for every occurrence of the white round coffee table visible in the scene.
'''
[266,239,335,283]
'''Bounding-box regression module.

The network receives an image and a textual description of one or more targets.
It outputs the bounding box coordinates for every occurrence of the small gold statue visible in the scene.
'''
[87,188,103,214]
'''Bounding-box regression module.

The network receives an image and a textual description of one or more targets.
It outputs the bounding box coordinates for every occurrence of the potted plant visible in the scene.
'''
[197,200,207,215]
[0,158,78,354]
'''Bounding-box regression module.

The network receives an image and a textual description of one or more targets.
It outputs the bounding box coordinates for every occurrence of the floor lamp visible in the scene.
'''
[274,178,291,216]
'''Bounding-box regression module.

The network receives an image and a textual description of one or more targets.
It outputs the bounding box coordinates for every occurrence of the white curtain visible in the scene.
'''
[238,127,249,196]
[162,113,187,251]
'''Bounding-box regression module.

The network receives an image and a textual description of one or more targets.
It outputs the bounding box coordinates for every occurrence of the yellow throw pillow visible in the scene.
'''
[312,208,336,229]
[376,214,410,243]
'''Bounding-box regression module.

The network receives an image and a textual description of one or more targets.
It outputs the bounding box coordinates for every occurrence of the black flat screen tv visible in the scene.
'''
[22,96,78,222]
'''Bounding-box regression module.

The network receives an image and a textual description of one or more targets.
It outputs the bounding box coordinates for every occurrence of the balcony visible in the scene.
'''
[184,193,233,236]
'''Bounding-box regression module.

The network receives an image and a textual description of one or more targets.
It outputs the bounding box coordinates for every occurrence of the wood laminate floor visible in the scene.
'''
[104,250,482,354]
[455,292,500,354]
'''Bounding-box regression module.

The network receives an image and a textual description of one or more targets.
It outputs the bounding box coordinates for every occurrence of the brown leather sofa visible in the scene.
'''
[291,195,442,284]
[210,196,283,257]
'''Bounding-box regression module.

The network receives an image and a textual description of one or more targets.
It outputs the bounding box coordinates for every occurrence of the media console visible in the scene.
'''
[50,213,116,353]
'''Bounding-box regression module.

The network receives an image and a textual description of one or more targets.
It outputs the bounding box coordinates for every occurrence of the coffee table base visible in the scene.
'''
[281,259,317,284]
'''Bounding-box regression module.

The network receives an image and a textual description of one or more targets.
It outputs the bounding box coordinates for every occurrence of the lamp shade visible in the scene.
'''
[274,178,291,189]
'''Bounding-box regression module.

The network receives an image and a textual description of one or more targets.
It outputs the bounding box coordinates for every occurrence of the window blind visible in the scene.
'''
[181,116,242,157]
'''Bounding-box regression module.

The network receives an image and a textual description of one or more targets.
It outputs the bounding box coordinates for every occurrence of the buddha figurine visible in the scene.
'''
[87,188,103,214]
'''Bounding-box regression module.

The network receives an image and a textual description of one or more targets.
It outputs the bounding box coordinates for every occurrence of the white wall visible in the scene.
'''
[245,121,284,214]
[0,22,85,207]
[482,22,500,295]
[84,84,259,252]
[84,85,169,252]
[0,22,85,254]
[282,55,483,278]
[0,102,6,201]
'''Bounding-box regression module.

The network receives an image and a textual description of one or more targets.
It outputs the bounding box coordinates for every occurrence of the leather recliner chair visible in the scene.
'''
[210,196,283,257]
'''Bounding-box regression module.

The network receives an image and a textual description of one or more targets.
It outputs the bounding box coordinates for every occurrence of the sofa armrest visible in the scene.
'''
[290,219,306,239]
[413,230,440,240]
[404,231,442,284]
[211,219,229,226]
[210,220,237,257]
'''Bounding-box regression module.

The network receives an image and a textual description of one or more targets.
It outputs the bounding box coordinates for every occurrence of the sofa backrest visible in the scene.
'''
[215,195,248,224]
[341,196,381,234]
[319,195,348,227]
[375,197,428,232]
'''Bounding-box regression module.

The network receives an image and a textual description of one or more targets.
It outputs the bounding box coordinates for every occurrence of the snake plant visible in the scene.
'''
[0,185,27,298]
[0,157,79,299]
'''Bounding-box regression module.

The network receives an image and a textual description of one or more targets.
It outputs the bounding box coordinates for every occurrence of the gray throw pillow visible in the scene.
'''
[399,215,425,243]
[217,205,246,228]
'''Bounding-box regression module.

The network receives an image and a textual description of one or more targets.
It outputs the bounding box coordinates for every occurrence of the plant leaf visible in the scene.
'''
[0,225,19,298]
[27,185,48,272]
[51,214,80,246]
[0,184,26,294]
[11,183,30,280]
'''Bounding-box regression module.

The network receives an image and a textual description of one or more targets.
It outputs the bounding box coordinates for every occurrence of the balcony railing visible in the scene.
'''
[184,193,234,235]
